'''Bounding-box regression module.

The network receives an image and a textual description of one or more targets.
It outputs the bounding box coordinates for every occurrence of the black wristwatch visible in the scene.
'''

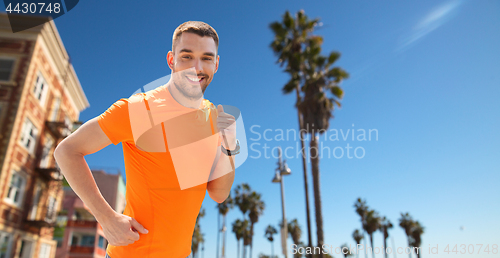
[221,139,240,156]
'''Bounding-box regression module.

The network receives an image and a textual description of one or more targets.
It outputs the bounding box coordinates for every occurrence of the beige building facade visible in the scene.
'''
[0,13,89,258]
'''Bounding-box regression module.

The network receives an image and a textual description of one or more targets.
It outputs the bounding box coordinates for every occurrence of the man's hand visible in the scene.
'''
[217,104,236,150]
[100,212,149,246]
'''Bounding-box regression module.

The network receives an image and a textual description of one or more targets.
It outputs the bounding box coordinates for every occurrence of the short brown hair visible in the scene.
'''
[172,21,219,55]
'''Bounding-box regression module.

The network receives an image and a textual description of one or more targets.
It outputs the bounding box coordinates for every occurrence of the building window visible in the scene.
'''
[4,170,26,207]
[80,235,95,247]
[0,59,15,82]
[45,196,57,222]
[50,97,60,121]
[98,235,105,249]
[29,182,42,220]
[19,239,34,258]
[0,231,12,258]
[70,236,77,246]
[19,118,38,154]
[33,71,49,106]
[38,243,51,258]
[39,135,54,168]
[0,102,7,127]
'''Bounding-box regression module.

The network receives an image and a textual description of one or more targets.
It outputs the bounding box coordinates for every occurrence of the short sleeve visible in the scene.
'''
[97,98,134,145]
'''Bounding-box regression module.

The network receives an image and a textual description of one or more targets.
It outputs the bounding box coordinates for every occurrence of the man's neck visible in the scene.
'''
[166,81,204,109]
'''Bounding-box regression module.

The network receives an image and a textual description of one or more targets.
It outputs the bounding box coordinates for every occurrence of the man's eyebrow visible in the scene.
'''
[179,48,215,57]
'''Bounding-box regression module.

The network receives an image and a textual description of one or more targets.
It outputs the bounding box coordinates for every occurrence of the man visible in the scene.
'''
[54,21,238,258]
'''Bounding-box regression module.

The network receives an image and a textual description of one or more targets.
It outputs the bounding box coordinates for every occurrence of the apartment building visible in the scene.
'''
[55,169,126,258]
[0,13,89,258]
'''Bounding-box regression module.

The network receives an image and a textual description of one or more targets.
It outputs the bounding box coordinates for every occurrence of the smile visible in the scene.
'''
[186,76,205,83]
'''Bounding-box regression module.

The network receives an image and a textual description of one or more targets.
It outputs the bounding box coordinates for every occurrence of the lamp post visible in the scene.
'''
[272,146,291,258]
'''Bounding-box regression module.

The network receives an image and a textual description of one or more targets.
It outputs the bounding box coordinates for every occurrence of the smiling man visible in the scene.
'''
[54,21,237,258]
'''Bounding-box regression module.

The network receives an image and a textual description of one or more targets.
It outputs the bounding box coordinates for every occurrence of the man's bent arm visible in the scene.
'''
[207,145,235,203]
[53,117,117,223]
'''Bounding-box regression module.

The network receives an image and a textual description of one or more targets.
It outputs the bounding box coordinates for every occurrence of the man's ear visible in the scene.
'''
[215,55,219,73]
[166,51,174,69]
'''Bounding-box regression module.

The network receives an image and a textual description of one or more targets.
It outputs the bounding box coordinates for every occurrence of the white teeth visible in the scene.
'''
[187,76,202,82]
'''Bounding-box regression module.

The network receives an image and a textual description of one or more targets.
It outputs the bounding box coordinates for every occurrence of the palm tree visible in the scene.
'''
[352,229,364,258]
[235,183,252,219]
[233,219,248,258]
[354,198,369,258]
[217,211,221,258]
[410,221,424,258]
[269,10,321,255]
[287,219,303,258]
[363,210,381,258]
[379,217,393,258]
[300,21,348,258]
[192,208,206,257]
[243,221,252,258]
[340,243,353,258]
[399,213,414,258]
[265,225,278,258]
[248,191,265,258]
[218,194,234,258]
[287,219,302,246]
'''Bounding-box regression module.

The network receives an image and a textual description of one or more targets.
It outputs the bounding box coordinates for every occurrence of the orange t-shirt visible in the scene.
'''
[97,84,221,258]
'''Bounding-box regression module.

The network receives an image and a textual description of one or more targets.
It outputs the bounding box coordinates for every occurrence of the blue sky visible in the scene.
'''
[6,0,500,257]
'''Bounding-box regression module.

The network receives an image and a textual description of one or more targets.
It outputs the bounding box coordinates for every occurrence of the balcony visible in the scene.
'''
[67,220,98,228]
[45,119,83,140]
[70,245,94,254]
[23,217,56,228]
[35,166,63,181]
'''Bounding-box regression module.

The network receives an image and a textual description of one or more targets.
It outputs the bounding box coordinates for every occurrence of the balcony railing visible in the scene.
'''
[35,166,63,181]
[45,121,71,139]
[70,245,94,254]
[45,120,83,140]
[67,220,98,228]
[23,217,56,228]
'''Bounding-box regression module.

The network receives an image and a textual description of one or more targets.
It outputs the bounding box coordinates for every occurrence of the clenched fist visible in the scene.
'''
[217,104,236,150]
[100,212,149,246]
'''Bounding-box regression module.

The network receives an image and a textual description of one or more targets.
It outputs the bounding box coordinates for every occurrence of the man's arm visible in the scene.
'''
[54,117,115,220]
[54,117,147,246]
[207,145,235,203]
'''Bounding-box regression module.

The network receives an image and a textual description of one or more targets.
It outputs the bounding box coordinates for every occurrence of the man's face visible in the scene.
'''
[167,32,219,101]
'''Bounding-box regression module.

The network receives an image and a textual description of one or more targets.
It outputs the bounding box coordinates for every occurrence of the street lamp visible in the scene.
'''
[271,146,291,258]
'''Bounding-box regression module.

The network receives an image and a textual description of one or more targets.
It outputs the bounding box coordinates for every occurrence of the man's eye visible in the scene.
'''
[182,56,191,59]
[204,58,212,61]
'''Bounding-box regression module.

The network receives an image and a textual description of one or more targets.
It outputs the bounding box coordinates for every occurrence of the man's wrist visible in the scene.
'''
[222,137,237,150]
[221,139,240,156]
[92,204,117,225]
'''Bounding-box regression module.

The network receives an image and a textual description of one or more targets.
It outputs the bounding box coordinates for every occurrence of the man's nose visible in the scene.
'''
[192,58,203,73]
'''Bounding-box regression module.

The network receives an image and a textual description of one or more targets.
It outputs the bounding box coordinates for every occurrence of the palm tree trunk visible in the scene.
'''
[310,135,324,258]
[217,213,220,258]
[406,237,412,258]
[250,222,254,258]
[363,232,368,258]
[383,237,388,258]
[237,240,240,258]
[271,240,274,258]
[296,87,313,258]
[391,236,397,258]
[222,215,226,257]
[370,234,375,258]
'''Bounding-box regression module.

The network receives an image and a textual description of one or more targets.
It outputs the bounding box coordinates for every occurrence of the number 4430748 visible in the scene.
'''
[5,3,62,14]
[444,244,498,254]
